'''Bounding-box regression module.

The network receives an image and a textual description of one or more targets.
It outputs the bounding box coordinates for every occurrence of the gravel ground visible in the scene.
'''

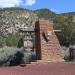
[0,63,75,75]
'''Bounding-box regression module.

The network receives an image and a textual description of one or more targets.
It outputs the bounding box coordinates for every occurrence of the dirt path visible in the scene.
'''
[0,63,75,75]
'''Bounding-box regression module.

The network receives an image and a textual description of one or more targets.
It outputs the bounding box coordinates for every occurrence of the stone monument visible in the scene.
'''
[35,19,64,62]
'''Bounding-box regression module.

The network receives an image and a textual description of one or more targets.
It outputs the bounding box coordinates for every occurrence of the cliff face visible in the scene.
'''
[0,8,38,36]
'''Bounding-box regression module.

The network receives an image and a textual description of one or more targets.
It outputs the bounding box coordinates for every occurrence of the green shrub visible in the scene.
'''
[0,47,34,66]
[17,38,23,48]
[0,47,23,66]
[0,36,6,47]
[23,52,31,64]
[5,33,20,47]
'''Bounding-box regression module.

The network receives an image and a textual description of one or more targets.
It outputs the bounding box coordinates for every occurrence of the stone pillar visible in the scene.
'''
[35,19,64,62]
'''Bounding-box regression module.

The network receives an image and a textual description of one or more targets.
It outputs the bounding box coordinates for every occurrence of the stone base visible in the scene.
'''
[29,59,64,66]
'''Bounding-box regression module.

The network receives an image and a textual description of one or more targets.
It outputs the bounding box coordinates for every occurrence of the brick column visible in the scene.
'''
[35,19,64,62]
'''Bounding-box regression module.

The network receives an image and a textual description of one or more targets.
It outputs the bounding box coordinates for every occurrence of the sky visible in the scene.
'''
[0,0,75,14]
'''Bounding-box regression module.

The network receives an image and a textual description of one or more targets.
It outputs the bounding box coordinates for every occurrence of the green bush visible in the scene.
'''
[17,38,23,48]
[5,33,20,47]
[0,36,6,47]
[0,47,34,66]
[22,51,36,64]
[0,47,23,66]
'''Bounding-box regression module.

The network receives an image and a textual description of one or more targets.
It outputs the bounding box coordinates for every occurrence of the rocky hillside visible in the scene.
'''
[1,8,75,35]
[34,9,56,21]
[0,8,38,36]
[0,8,75,46]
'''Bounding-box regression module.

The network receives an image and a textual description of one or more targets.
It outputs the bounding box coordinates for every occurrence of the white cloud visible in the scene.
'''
[25,0,36,6]
[50,9,59,13]
[0,0,36,8]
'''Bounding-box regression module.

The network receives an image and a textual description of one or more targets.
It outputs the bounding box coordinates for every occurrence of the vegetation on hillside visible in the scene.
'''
[0,7,75,47]
[0,8,38,47]
[34,8,75,46]
[34,8,56,21]
[53,15,75,46]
